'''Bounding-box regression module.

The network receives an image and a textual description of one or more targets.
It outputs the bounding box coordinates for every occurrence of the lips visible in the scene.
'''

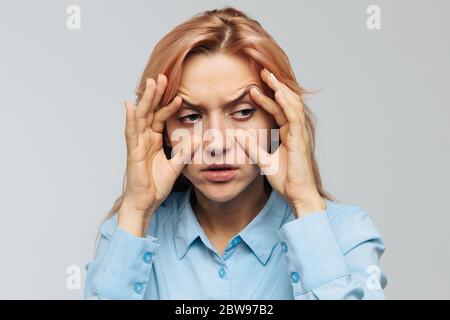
[202,164,238,182]
[203,164,238,171]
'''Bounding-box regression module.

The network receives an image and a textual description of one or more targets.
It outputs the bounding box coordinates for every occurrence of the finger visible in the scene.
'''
[261,68,305,126]
[249,85,288,127]
[261,68,309,144]
[301,110,311,146]
[279,87,308,144]
[260,68,283,96]
[151,96,183,133]
[137,78,156,117]
[273,89,299,123]
[152,74,167,111]
[262,68,301,107]
[168,134,202,175]
[261,69,302,132]
[234,129,272,172]
[260,68,286,94]
[124,101,138,150]
[261,68,303,116]
[298,101,308,144]
[274,90,303,138]
[268,72,308,143]
[136,78,156,133]
[147,73,168,129]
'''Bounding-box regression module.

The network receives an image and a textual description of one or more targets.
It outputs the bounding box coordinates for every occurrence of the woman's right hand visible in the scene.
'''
[118,74,201,236]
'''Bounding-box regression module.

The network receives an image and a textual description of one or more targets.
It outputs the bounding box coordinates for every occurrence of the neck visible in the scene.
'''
[192,176,271,240]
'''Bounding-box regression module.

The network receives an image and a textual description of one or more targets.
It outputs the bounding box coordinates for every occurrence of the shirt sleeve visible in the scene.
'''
[83,215,160,300]
[278,207,388,300]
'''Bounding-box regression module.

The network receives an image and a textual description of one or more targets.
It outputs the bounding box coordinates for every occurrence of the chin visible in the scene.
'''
[197,180,245,202]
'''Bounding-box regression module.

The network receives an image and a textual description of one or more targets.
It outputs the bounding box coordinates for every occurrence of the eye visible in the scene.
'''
[177,113,202,124]
[232,107,256,120]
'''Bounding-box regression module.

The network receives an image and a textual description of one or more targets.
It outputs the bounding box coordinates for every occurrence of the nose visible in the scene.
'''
[202,113,234,160]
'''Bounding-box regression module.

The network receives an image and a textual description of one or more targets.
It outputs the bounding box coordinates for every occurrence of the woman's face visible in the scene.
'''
[165,53,275,202]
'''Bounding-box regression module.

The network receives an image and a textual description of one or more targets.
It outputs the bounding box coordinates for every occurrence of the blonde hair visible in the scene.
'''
[95,6,337,250]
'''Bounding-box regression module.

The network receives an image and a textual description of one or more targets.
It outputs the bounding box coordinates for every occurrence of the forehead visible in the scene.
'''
[177,53,262,103]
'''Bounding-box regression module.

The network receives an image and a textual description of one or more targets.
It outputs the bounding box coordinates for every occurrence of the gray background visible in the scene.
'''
[0,0,449,299]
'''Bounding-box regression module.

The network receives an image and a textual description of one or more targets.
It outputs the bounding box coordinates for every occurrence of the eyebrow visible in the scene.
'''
[178,84,258,111]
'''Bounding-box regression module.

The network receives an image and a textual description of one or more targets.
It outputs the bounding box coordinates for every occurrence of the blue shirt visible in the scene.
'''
[84,185,387,299]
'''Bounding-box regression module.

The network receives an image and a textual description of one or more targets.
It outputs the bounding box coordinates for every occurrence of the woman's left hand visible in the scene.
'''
[234,68,326,218]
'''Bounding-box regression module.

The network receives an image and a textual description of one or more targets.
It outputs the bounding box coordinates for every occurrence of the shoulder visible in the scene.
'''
[98,189,189,239]
[324,199,385,253]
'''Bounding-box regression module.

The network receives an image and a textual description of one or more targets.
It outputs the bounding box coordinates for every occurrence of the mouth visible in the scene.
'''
[202,164,238,182]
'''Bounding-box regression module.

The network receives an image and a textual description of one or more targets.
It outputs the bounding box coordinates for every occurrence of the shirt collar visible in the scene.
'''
[173,185,289,265]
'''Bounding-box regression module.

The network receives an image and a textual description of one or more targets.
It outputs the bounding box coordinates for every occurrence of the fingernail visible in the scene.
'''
[270,72,277,81]
[251,85,261,95]
[157,73,162,81]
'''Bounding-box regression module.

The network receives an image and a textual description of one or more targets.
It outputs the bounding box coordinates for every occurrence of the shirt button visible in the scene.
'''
[143,252,153,264]
[290,271,300,284]
[281,241,288,253]
[133,282,144,294]
[218,267,226,279]
[231,237,240,247]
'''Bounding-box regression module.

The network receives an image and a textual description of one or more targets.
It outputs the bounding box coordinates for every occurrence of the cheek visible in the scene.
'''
[163,121,175,146]
[164,118,176,132]
[240,164,260,179]
[248,125,273,152]
[182,163,200,182]
[165,122,197,148]
[248,111,274,131]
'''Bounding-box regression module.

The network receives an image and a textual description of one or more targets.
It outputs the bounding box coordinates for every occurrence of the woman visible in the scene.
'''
[84,7,387,300]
